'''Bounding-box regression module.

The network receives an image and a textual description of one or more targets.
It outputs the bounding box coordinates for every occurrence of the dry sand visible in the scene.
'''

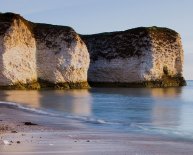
[0,107,193,155]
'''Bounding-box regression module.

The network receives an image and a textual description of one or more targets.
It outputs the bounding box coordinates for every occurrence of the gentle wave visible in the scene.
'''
[0,101,54,115]
[65,115,116,125]
[0,101,110,125]
[130,123,193,140]
[1,101,193,139]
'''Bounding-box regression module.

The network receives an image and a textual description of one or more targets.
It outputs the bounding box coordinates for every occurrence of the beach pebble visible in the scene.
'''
[3,140,11,145]
[24,122,37,126]
[17,141,20,144]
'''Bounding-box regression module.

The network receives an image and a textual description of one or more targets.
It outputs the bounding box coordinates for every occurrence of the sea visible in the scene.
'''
[0,81,193,140]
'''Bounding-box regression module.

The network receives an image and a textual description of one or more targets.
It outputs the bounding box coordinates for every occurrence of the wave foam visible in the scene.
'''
[0,101,56,116]
[0,101,109,125]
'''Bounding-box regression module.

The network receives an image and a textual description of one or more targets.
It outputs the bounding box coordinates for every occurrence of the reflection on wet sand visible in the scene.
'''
[1,85,193,137]
[0,90,42,108]
[40,90,92,116]
[0,90,92,116]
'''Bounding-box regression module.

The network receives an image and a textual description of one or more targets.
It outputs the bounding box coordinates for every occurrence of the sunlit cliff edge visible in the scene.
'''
[0,13,89,89]
[0,12,186,89]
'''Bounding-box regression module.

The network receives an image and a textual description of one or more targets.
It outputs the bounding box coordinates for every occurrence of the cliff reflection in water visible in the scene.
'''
[150,86,193,134]
[151,88,182,127]
[88,87,189,133]
[0,90,92,116]
[1,84,193,136]
[40,90,92,116]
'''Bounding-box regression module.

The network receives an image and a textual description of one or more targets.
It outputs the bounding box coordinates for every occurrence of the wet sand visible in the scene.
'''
[1,107,193,155]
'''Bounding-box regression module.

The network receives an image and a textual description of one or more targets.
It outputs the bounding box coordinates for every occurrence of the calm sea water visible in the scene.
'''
[0,81,193,140]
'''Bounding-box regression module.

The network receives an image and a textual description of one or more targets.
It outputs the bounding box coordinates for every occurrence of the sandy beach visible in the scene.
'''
[0,0,193,154]
[0,106,193,155]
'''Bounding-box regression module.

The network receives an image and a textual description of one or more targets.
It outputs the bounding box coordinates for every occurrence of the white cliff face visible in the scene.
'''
[146,33,184,81]
[88,57,150,82]
[0,13,89,88]
[35,24,89,84]
[82,27,185,85]
[0,18,37,85]
[0,13,185,88]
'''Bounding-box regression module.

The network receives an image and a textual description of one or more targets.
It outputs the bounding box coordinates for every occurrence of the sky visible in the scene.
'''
[0,0,193,79]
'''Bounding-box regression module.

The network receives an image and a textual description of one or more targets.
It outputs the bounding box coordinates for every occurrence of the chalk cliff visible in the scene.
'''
[0,13,37,87]
[0,13,186,89]
[82,27,186,87]
[0,13,89,89]
[34,23,89,88]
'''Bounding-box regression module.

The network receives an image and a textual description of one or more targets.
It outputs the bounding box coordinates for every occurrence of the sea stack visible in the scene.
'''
[82,27,186,87]
[0,12,186,89]
[0,13,89,89]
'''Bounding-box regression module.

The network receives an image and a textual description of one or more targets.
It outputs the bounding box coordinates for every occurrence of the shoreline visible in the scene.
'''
[1,106,193,155]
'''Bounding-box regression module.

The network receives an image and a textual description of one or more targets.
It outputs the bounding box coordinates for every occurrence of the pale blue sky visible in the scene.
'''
[1,0,193,79]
